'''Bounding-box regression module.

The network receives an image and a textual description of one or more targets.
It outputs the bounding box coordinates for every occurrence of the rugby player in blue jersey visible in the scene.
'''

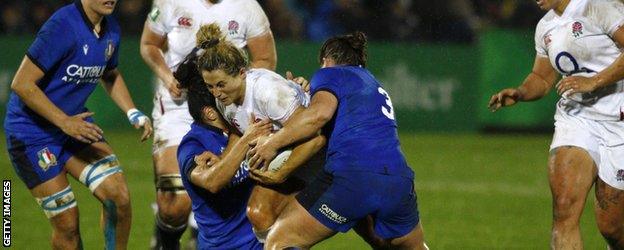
[174,50,270,249]
[4,0,151,249]
[249,32,428,249]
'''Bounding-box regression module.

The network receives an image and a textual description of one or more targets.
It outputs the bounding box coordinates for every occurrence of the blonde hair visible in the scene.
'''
[196,23,248,76]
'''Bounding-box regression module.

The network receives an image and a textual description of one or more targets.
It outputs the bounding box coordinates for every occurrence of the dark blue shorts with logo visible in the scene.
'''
[296,169,420,239]
[5,130,98,189]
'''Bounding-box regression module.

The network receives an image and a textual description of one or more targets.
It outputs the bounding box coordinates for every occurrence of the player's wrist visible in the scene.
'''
[126,108,148,126]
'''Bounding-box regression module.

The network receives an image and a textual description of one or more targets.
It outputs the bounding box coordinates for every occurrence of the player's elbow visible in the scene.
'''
[202,174,228,194]
[313,110,333,128]
[310,134,326,152]
[10,78,29,96]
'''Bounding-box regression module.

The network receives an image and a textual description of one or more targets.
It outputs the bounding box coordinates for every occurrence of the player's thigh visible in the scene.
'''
[6,135,79,222]
[386,222,427,250]
[548,111,599,203]
[266,198,336,249]
[248,184,293,215]
[548,146,597,207]
[593,125,624,234]
[594,178,624,232]
[153,146,181,175]
[63,141,129,202]
[30,174,80,232]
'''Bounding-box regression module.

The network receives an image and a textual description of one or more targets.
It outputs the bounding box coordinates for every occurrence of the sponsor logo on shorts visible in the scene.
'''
[37,147,57,171]
[616,169,624,182]
[319,204,347,224]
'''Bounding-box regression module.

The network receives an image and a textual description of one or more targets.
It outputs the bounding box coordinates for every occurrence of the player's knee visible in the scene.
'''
[552,195,580,223]
[158,204,188,226]
[246,204,276,230]
[51,213,80,240]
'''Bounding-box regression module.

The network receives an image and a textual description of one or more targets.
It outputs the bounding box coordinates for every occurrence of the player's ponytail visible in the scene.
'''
[196,23,223,50]
[196,23,248,76]
[319,31,368,67]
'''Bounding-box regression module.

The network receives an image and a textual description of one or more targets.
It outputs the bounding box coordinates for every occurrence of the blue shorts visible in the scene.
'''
[296,170,419,239]
[197,236,263,250]
[5,131,102,189]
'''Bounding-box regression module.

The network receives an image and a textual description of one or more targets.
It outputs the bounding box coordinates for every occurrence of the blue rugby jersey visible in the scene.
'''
[310,66,414,178]
[4,0,120,140]
[177,122,259,249]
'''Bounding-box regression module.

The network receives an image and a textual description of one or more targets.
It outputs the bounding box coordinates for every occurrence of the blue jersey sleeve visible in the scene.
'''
[26,17,75,73]
[310,68,343,99]
[177,138,207,179]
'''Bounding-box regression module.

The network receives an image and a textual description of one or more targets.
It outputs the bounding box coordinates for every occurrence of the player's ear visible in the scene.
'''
[204,107,219,122]
[239,68,246,78]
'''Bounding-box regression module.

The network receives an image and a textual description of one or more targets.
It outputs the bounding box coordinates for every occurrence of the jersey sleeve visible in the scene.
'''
[243,0,271,39]
[311,68,343,100]
[146,0,174,36]
[591,0,624,36]
[26,17,75,73]
[177,138,206,179]
[534,20,548,57]
[177,133,224,178]
[255,74,305,124]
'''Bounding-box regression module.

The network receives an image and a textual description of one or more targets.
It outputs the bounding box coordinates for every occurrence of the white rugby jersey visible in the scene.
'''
[147,0,270,71]
[217,68,310,134]
[535,0,624,120]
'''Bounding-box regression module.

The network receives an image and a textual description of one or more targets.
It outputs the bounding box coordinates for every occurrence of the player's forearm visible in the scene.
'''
[140,44,174,82]
[592,54,624,89]
[11,82,69,127]
[271,108,328,150]
[276,134,325,178]
[101,70,136,113]
[202,136,252,193]
[517,71,554,101]
[250,57,276,71]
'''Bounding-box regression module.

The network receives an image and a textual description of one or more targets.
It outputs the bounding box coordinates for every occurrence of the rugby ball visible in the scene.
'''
[246,148,292,172]
[267,149,292,172]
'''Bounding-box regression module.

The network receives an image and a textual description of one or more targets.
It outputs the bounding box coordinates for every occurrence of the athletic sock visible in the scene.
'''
[155,214,187,250]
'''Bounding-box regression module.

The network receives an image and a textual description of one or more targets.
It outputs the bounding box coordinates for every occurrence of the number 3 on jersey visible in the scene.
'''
[378,87,395,120]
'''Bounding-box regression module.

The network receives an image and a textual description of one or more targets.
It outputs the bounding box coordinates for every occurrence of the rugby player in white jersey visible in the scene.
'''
[195,23,326,243]
[139,0,276,248]
[489,0,624,248]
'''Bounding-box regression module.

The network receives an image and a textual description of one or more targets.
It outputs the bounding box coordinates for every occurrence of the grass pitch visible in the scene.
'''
[0,131,606,249]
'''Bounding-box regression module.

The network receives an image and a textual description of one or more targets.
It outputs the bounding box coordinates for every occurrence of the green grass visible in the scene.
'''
[0,131,606,249]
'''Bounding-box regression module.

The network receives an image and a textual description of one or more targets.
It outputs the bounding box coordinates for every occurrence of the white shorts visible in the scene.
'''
[152,84,193,154]
[550,108,624,190]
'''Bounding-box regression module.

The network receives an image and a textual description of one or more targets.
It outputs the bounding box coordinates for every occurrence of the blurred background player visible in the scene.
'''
[488,0,624,248]
[195,23,326,242]
[3,0,152,249]
[174,49,271,250]
[248,32,427,249]
[139,0,276,248]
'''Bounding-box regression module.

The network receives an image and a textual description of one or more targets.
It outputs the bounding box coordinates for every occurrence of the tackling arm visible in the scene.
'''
[190,120,271,193]
[248,91,337,169]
